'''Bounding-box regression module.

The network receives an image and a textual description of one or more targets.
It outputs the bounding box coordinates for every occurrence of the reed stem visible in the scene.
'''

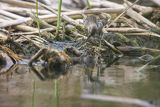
[56,0,63,36]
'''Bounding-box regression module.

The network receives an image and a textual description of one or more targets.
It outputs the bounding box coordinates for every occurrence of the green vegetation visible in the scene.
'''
[56,0,63,36]
[36,0,40,35]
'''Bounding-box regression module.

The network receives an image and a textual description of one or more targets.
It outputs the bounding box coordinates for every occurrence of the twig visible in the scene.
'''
[125,1,153,15]
[0,10,39,32]
[107,0,139,28]
[14,25,38,32]
[0,45,21,63]
[0,0,42,9]
[0,10,24,19]
[2,7,52,15]
[0,8,123,28]
[103,39,123,55]
[124,32,160,38]
[30,0,80,27]
[124,1,158,29]
[100,0,140,57]
[28,48,47,66]
[11,28,55,36]
[0,18,31,28]
[91,1,124,8]
[19,35,49,49]
[117,46,160,56]
[105,28,147,33]
[29,11,55,28]
[0,0,71,11]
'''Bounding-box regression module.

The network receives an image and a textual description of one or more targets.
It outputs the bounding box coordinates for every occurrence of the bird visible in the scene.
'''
[81,49,97,81]
[83,15,98,40]
[83,15,107,42]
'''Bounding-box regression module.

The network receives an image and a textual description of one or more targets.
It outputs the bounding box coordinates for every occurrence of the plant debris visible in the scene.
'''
[0,0,160,79]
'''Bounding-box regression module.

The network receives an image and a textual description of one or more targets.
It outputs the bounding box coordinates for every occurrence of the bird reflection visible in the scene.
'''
[80,48,105,82]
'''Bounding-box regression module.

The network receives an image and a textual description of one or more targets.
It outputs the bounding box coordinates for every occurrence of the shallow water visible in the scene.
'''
[0,62,160,107]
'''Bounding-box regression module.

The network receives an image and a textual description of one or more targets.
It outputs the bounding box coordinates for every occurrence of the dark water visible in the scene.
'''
[0,62,160,107]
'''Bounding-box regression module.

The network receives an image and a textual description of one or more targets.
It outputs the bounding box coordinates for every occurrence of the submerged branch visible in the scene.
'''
[81,94,155,107]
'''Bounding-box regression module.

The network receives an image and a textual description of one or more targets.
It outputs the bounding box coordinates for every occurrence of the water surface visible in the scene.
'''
[0,63,160,107]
